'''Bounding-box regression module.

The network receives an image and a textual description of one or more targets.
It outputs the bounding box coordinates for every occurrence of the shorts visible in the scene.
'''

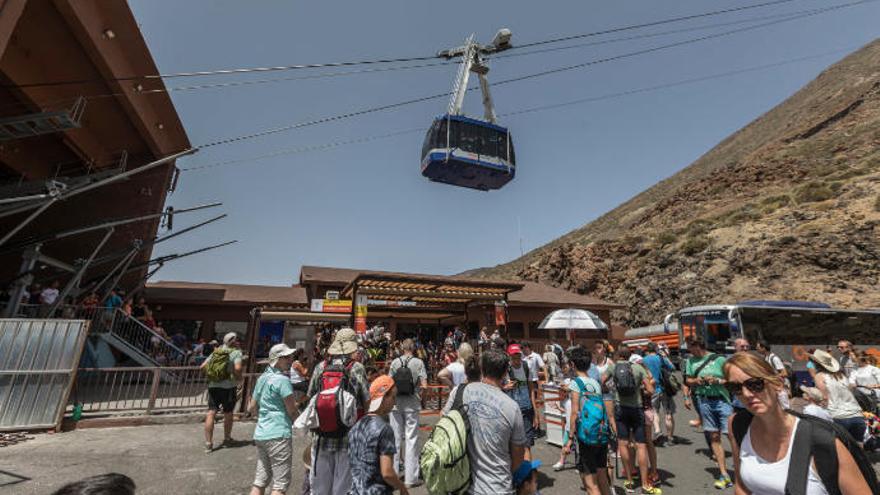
[651,393,677,415]
[834,417,867,442]
[253,437,292,492]
[521,408,536,447]
[615,405,646,443]
[576,440,608,474]
[208,387,237,413]
[697,396,733,434]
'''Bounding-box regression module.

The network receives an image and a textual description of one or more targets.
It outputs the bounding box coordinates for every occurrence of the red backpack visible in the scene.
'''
[315,358,361,437]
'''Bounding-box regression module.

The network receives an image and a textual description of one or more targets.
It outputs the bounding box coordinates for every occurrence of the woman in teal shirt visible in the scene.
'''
[248,343,299,495]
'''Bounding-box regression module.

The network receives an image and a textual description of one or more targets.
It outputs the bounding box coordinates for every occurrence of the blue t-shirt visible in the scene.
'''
[252,366,294,441]
[642,354,673,395]
[349,415,397,494]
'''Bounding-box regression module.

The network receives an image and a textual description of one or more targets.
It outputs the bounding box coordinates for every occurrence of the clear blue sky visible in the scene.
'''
[129,0,879,286]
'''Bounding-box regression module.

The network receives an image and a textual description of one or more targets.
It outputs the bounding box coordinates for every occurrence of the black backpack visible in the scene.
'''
[732,409,879,495]
[614,361,638,397]
[393,357,416,396]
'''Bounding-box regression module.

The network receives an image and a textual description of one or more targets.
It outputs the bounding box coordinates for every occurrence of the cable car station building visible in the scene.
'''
[146,265,622,353]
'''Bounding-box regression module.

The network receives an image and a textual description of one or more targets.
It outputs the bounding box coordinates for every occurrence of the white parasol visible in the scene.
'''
[538,308,608,331]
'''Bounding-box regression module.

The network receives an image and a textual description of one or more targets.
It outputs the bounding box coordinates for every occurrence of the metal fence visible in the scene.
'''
[0,318,88,431]
[68,367,260,416]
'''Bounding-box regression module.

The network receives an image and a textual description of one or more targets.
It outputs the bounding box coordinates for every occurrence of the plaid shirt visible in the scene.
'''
[307,357,369,452]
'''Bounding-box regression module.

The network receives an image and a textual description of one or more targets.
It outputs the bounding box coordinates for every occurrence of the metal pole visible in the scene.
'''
[123,240,238,273]
[90,247,138,298]
[102,242,140,301]
[127,262,164,300]
[0,202,222,256]
[477,72,497,123]
[46,227,115,317]
[153,214,227,245]
[0,196,58,248]
[0,148,197,221]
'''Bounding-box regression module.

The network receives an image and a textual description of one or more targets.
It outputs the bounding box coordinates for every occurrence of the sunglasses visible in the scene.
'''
[724,377,766,396]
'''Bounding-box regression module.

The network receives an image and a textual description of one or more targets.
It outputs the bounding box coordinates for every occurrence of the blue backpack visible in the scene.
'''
[574,377,611,446]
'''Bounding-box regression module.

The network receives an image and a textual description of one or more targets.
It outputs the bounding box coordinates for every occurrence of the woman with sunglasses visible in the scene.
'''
[723,352,872,495]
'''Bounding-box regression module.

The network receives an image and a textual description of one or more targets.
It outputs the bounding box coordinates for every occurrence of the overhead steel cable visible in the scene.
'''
[493,7,819,61]
[510,0,802,50]
[76,6,818,100]
[488,0,876,90]
[0,0,814,90]
[182,48,850,172]
[195,0,874,150]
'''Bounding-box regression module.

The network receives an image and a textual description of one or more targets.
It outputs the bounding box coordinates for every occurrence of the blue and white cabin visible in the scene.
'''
[420,114,516,191]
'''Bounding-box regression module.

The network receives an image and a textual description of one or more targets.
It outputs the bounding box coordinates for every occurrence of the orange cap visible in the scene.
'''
[368,375,396,412]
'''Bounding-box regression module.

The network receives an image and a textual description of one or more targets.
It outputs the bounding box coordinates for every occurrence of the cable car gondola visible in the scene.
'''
[421,114,515,191]
[421,29,516,191]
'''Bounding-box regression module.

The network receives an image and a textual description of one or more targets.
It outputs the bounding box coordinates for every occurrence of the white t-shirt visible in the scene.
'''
[851,365,880,400]
[523,352,544,380]
[444,361,466,387]
[40,288,59,305]
[739,418,829,495]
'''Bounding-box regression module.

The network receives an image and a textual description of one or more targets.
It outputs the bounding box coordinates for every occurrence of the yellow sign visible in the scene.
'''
[310,299,352,313]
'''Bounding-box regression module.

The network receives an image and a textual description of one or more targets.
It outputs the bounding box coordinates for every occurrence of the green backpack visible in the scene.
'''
[205,348,233,382]
[420,384,470,495]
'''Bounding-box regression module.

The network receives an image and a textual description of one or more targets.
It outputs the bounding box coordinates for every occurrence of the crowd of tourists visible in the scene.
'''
[192,327,880,495]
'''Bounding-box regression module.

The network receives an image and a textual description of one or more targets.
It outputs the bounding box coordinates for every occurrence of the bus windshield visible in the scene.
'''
[680,310,735,352]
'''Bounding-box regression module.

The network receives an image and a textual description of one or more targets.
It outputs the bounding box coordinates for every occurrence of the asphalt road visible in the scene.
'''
[1,398,876,494]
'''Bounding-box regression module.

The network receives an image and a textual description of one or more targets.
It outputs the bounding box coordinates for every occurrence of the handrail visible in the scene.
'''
[114,308,187,355]
[106,308,187,364]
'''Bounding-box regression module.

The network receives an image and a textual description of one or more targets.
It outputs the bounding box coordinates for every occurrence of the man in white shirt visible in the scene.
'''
[521,342,546,382]
[40,280,60,305]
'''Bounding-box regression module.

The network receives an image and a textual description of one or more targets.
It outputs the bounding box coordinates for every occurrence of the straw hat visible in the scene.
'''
[328,328,358,355]
[808,349,840,373]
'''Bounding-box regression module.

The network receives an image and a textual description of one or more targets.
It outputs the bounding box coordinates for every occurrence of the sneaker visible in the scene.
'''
[642,486,662,495]
[204,442,213,454]
[713,476,733,489]
[623,481,637,494]
[552,461,565,471]
[222,437,235,447]
[405,481,423,489]
[648,472,661,485]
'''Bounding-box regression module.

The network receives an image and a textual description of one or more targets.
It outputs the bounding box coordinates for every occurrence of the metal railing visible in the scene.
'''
[88,308,188,366]
[68,366,261,416]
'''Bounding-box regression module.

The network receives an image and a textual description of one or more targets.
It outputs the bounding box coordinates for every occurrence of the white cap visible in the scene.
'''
[629,354,643,364]
[268,343,296,366]
[223,332,238,345]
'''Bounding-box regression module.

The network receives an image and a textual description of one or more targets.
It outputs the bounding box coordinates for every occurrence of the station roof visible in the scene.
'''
[146,281,308,307]
[300,265,622,310]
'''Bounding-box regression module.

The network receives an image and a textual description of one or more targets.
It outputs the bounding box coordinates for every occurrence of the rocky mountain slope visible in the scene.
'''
[470,40,880,327]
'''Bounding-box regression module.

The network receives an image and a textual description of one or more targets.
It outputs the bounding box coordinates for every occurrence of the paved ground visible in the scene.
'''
[2,399,877,494]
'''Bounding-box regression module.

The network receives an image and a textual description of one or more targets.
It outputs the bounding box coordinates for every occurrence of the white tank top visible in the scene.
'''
[824,374,862,419]
[739,418,829,495]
